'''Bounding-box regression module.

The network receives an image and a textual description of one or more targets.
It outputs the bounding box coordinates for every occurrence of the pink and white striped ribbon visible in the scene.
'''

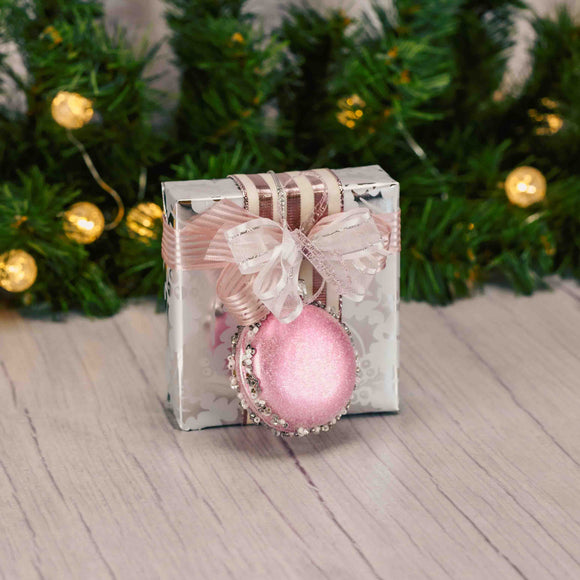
[162,170,400,326]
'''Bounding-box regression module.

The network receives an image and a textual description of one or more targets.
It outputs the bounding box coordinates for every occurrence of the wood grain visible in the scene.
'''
[1,281,579,579]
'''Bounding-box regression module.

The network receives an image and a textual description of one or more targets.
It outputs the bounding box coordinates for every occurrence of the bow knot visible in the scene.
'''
[162,199,400,325]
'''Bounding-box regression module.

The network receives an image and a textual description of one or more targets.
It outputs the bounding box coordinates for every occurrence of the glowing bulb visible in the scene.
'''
[536,113,564,136]
[63,202,105,244]
[126,202,163,241]
[51,91,94,130]
[529,100,563,136]
[0,250,38,293]
[504,167,547,208]
[337,94,366,128]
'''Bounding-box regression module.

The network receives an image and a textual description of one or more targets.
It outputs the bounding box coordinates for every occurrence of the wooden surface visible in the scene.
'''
[1,280,580,580]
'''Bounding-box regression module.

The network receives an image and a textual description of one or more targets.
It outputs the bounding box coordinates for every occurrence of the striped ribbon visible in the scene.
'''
[162,169,400,326]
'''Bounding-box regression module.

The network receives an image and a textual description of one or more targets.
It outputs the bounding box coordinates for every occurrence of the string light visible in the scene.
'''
[529,109,563,135]
[538,114,563,135]
[63,202,105,244]
[51,91,125,230]
[337,94,366,129]
[126,202,163,241]
[0,250,38,293]
[504,166,547,208]
[492,90,504,102]
[399,70,411,84]
[42,25,62,46]
[51,91,93,130]
[64,130,125,230]
[528,98,563,136]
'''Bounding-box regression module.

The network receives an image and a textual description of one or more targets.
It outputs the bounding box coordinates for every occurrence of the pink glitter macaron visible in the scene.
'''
[228,303,359,437]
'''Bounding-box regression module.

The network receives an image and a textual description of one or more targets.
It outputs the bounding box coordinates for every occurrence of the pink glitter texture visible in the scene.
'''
[237,304,357,432]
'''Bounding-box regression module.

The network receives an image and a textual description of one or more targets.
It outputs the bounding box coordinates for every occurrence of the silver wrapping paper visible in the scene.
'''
[162,165,399,430]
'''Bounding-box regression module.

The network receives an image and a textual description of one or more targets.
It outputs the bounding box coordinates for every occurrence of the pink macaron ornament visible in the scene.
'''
[228,302,359,436]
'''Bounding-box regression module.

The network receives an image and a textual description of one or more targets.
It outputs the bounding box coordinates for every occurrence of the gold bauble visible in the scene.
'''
[0,250,38,293]
[51,91,94,130]
[505,166,547,208]
[126,202,163,241]
[64,202,105,244]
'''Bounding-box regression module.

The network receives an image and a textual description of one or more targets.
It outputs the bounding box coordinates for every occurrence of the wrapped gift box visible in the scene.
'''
[162,165,399,430]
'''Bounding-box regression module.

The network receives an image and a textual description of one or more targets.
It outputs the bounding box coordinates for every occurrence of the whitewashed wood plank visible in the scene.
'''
[1,283,580,579]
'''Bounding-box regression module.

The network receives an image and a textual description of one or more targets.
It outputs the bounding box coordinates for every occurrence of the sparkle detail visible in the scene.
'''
[229,303,358,437]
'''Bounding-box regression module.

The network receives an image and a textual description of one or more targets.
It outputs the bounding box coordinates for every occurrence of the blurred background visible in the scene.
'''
[1,0,579,317]
[102,0,579,94]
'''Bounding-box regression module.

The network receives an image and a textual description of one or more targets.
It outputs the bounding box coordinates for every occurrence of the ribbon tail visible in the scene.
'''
[216,264,270,326]
[372,210,401,254]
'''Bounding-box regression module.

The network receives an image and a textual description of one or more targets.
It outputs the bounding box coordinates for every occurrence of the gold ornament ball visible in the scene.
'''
[126,202,163,241]
[504,166,547,208]
[64,202,105,244]
[51,91,94,130]
[0,250,38,293]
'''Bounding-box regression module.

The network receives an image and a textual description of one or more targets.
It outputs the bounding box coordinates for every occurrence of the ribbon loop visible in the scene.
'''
[304,207,388,302]
[162,175,400,326]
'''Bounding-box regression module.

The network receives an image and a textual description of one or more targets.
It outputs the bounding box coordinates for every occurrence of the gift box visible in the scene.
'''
[161,165,400,431]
